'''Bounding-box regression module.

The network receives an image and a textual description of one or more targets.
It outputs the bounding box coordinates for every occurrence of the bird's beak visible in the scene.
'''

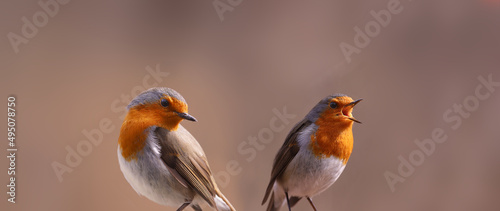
[345,99,362,124]
[346,99,363,107]
[176,112,197,122]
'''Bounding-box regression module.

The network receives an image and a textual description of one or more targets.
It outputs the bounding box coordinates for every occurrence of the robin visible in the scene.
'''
[117,87,236,211]
[262,94,362,211]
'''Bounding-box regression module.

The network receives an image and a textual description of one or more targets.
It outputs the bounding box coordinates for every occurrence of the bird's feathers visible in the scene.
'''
[156,127,218,207]
[262,119,312,205]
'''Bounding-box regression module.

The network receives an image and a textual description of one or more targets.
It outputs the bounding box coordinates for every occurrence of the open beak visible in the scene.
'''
[344,99,362,124]
[176,112,197,122]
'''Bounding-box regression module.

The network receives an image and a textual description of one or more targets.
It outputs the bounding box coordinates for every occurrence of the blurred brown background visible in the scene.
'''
[1,0,500,210]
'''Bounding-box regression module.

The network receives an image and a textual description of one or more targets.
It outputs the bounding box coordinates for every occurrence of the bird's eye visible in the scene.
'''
[329,102,338,109]
[161,99,169,107]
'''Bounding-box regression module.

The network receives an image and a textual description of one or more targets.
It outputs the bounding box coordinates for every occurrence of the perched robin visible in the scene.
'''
[117,87,236,211]
[262,94,362,211]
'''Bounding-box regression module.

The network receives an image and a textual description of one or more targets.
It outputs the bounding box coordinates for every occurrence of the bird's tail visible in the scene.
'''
[214,190,236,211]
[265,186,285,211]
[266,192,279,211]
[265,184,302,211]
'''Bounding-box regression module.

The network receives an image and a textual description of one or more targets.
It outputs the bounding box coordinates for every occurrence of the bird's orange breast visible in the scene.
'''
[309,116,354,165]
[118,103,182,161]
[118,119,149,162]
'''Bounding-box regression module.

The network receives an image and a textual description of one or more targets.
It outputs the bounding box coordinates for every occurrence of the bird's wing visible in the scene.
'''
[262,119,312,205]
[155,127,217,207]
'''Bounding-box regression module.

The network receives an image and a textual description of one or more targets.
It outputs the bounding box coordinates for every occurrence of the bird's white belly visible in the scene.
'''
[117,147,195,207]
[282,148,346,197]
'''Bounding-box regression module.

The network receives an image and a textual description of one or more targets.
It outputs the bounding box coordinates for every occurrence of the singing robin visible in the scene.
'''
[262,94,362,211]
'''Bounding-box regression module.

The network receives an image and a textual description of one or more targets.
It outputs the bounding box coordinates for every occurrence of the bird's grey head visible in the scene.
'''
[305,94,348,122]
[127,87,187,110]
